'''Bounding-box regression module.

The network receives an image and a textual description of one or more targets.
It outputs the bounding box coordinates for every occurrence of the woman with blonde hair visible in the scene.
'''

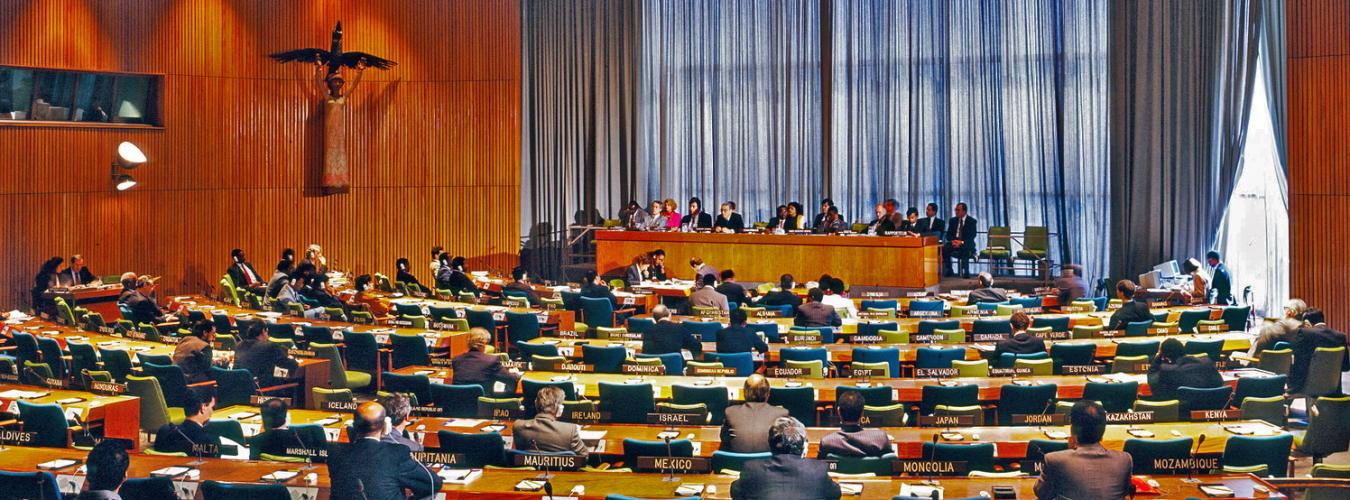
[662,198,681,230]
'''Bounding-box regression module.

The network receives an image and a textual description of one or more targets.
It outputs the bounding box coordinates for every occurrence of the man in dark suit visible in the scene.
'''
[328,401,441,500]
[452,328,521,395]
[502,266,539,305]
[233,322,300,388]
[817,391,891,458]
[1106,280,1153,331]
[1055,264,1090,304]
[1288,308,1349,394]
[943,202,978,278]
[579,270,620,308]
[1206,251,1234,305]
[721,375,791,453]
[966,272,1009,304]
[759,274,803,312]
[249,397,322,461]
[118,275,176,324]
[1033,400,1134,500]
[154,386,223,458]
[680,197,714,231]
[79,439,130,500]
[731,416,841,500]
[715,269,749,307]
[58,254,98,286]
[380,393,424,452]
[994,311,1045,359]
[642,305,703,357]
[914,202,946,239]
[511,386,590,454]
[1148,338,1223,401]
[226,249,266,295]
[794,288,841,328]
[716,308,769,355]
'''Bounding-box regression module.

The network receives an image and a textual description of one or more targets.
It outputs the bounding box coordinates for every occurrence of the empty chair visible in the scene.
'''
[710,450,771,473]
[1082,381,1139,413]
[390,333,432,369]
[673,384,730,425]
[768,386,817,426]
[953,359,989,377]
[682,320,723,342]
[35,337,67,380]
[851,347,900,377]
[838,385,894,407]
[781,347,830,373]
[971,318,1011,335]
[1240,396,1287,428]
[579,296,632,329]
[1015,357,1053,376]
[312,343,372,391]
[581,344,627,373]
[382,372,432,405]
[0,471,59,500]
[1177,386,1234,415]
[142,362,193,409]
[1123,320,1153,337]
[119,477,177,500]
[1233,374,1287,405]
[623,438,694,471]
[915,347,964,370]
[1309,464,1350,500]
[599,381,655,424]
[861,299,899,312]
[1124,437,1194,474]
[18,401,72,448]
[201,480,291,500]
[1222,305,1251,332]
[920,384,977,416]
[1221,434,1293,477]
[857,321,899,338]
[1183,339,1224,362]
[1049,343,1097,373]
[127,374,185,434]
[922,442,995,474]
[997,384,1058,426]
[918,320,960,336]
[431,383,485,418]
[1256,348,1293,375]
[1177,309,1212,333]
[1296,395,1350,462]
[1133,399,1180,422]
[704,352,753,377]
[1115,339,1161,359]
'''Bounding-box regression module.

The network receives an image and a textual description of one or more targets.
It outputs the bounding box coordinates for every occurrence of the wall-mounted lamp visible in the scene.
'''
[111,141,146,191]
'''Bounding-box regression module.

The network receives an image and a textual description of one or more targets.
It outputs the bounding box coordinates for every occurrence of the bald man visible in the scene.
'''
[327,401,440,500]
[720,374,790,453]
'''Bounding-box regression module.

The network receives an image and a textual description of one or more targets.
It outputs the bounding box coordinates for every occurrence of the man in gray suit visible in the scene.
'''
[721,374,790,453]
[689,274,730,312]
[794,288,842,328]
[731,416,841,500]
[1034,400,1135,500]
[512,386,589,454]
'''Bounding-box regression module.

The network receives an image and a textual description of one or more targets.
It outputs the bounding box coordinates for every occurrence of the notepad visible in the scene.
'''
[1199,484,1236,497]
[514,479,546,491]
[438,468,482,485]
[150,466,193,478]
[839,482,864,496]
[36,459,78,470]
[55,397,83,405]
[579,430,608,441]
[227,411,259,420]
[1128,429,1155,438]
[444,419,487,427]
[674,483,705,496]
[262,470,299,481]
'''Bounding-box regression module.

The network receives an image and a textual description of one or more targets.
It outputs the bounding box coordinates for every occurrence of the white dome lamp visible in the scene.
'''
[111,141,146,191]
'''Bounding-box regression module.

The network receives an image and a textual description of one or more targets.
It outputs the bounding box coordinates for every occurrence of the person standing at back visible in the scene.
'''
[1206,251,1234,305]
[1034,400,1134,500]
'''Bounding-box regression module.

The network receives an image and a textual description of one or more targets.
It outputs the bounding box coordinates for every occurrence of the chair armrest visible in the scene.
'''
[187,380,218,389]
[614,308,637,316]
[258,382,300,394]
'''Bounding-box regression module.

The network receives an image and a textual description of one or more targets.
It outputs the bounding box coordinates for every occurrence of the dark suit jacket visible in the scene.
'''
[716,325,768,355]
[437,269,480,296]
[580,283,619,308]
[57,266,98,286]
[451,350,519,395]
[511,413,588,454]
[721,402,790,453]
[759,290,802,310]
[680,212,713,230]
[227,262,264,290]
[915,216,946,238]
[946,215,977,243]
[817,424,892,458]
[715,213,745,233]
[395,269,424,289]
[716,282,749,306]
[1211,263,1233,305]
[864,217,895,235]
[328,437,441,500]
[118,289,167,324]
[642,320,703,357]
[625,265,646,286]
[649,264,668,281]
[234,339,300,388]
[153,420,223,458]
[502,281,539,305]
[250,427,330,461]
[1033,443,1134,500]
[731,454,841,500]
[1106,300,1153,330]
[994,332,1047,359]
[1147,355,1224,401]
[966,287,1009,304]
[382,428,425,452]
[794,302,841,328]
[1289,324,1350,393]
[689,286,729,312]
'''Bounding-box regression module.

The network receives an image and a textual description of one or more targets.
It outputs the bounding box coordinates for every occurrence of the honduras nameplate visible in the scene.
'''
[89,381,128,395]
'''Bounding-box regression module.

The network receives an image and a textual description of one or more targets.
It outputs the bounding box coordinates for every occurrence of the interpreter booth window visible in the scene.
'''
[1213,49,1288,318]
[0,66,161,126]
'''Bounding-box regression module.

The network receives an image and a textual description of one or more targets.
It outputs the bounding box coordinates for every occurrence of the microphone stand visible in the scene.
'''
[662,434,679,482]
[1185,434,1207,483]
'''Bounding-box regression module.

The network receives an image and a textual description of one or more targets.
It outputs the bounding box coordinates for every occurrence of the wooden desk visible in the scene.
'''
[43,285,125,321]
[0,383,140,446]
[0,446,1283,499]
[595,231,941,288]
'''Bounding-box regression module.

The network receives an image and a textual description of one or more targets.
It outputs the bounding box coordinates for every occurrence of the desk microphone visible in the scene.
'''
[531,438,556,497]
[1036,398,1055,432]
[928,433,939,461]
[293,428,314,470]
[355,478,369,500]
[1188,434,1207,481]
[662,434,678,482]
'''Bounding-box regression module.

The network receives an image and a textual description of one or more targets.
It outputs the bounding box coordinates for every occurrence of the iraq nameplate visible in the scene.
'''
[479,406,523,420]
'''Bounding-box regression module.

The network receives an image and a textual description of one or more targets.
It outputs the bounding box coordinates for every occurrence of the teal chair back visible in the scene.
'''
[505,311,544,345]
[918,319,960,335]
[682,321,722,342]
[852,347,900,377]
[916,347,965,369]
[390,333,431,369]
[1031,316,1070,332]
[143,362,191,409]
[0,471,59,500]
[35,337,67,379]
[997,383,1058,425]
[704,352,753,377]
[922,442,995,473]
[582,344,627,373]
[1178,309,1212,333]
[17,401,69,447]
[100,349,133,382]
[920,384,978,416]
[431,383,486,418]
[343,331,380,374]
[1049,343,1097,373]
[672,384,730,425]
[1222,434,1293,477]
[599,381,655,423]
[209,367,262,408]
[768,386,817,426]
[1177,385,1233,414]
[1115,340,1161,359]
[1222,306,1251,332]
[382,372,432,404]
[200,480,290,500]
[1083,381,1139,413]
[579,296,618,328]
[438,430,506,467]
[1183,339,1225,362]
[1124,437,1194,474]
[711,450,771,473]
[1124,320,1153,337]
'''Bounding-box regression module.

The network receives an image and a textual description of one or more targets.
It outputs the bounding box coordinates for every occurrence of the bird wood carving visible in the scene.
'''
[269,22,397,99]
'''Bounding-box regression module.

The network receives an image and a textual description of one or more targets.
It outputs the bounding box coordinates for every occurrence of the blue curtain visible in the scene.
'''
[830,0,1111,282]
[637,0,824,223]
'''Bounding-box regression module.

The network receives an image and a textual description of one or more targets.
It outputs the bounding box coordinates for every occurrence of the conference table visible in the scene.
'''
[594,230,942,289]
[0,383,140,446]
[43,283,126,321]
[0,446,1286,499]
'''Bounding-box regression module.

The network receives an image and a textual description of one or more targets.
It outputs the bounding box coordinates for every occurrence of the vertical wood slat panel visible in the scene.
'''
[0,0,521,308]
[1289,0,1350,325]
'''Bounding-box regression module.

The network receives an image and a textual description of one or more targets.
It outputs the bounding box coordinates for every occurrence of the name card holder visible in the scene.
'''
[622,364,666,375]
[917,415,974,428]
[1060,364,1106,375]
[1190,409,1242,422]
[915,368,959,378]
[1105,411,1155,424]
[636,456,710,473]
[1011,413,1067,425]
[988,367,1033,377]
[688,367,737,376]
[893,460,967,475]
[647,412,703,426]
[412,452,466,465]
[766,367,807,378]
[320,400,360,412]
[251,395,292,406]
[511,453,586,470]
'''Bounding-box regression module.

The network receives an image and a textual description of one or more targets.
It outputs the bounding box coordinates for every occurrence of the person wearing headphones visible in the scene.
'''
[394,257,425,296]
[327,401,441,500]
[227,249,266,295]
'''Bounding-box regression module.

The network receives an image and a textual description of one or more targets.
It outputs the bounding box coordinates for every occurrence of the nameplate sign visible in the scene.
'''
[909,310,943,318]
[0,430,38,446]
[410,405,445,417]
[970,310,997,317]
[753,310,780,318]
[783,334,821,344]
[1196,324,1227,333]
[1107,303,1122,310]
[1099,330,1123,338]
[282,446,329,459]
[1190,409,1243,422]
[89,381,127,395]
[849,335,883,344]
[1042,331,1072,340]
[1148,326,1180,335]
[617,332,645,341]
[388,319,415,327]
[893,460,967,475]
[915,368,959,378]
[1105,411,1155,424]
[320,400,359,412]
[41,377,67,389]
[1020,459,1046,473]
[621,297,638,306]
[124,330,148,340]
[917,415,974,427]
[850,368,887,378]
[564,411,607,424]
[430,321,466,332]
[157,336,181,345]
[511,453,586,470]
[1022,307,1044,314]
[412,452,465,465]
[766,367,807,378]
[696,309,723,318]
[287,349,316,358]
[647,412,702,426]
[1035,287,1055,295]
[96,326,117,335]
[1012,414,1068,425]
[431,357,455,367]
[972,333,1009,342]
[856,311,890,319]
[1149,457,1220,474]
[557,330,583,339]
[1061,364,1106,375]
[250,395,292,406]
[989,367,1033,377]
[637,456,710,472]
[688,367,737,376]
[622,364,665,375]
[863,292,891,298]
[193,443,231,457]
[907,292,931,298]
[479,406,523,420]
[0,373,17,382]
[1122,362,1151,374]
[1064,305,1093,313]
[911,334,947,343]
[554,362,595,373]
[501,361,528,371]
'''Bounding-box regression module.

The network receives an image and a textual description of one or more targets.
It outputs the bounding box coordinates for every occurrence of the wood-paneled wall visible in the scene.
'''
[0,0,521,308]
[1289,0,1350,323]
